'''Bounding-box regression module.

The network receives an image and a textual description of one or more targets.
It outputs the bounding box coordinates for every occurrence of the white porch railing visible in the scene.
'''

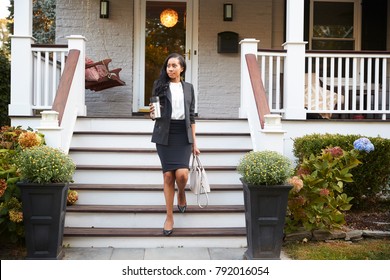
[305,51,390,120]
[256,49,287,115]
[31,44,68,110]
[249,47,390,120]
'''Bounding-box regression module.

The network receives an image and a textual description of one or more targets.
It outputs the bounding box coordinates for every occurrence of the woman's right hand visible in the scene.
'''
[149,103,155,120]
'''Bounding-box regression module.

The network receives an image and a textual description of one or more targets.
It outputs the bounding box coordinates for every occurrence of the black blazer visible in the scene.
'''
[151,80,196,145]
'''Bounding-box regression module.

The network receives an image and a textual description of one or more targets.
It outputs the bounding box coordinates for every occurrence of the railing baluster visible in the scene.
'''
[359,57,365,111]
[36,51,42,108]
[374,58,380,111]
[345,57,350,112]
[366,58,372,112]
[307,57,312,111]
[322,57,327,110]
[315,57,320,110]
[337,57,343,111]
[330,57,335,110]
[61,52,66,74]
[382,59,387,120]
[52,52,58,104]
[260,55,266,87]
[44,51,50,106]
[268,56,273,108]
[275,56,281,110]
[352,58,357,111]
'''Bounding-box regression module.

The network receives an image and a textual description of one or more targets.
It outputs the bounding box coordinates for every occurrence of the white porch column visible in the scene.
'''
[66,35,87,116]
[239,39,259,118]
[282,0,307,120]
[9,0,35,116]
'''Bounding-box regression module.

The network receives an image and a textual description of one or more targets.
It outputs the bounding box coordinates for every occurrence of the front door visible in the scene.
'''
[133,0,198,113]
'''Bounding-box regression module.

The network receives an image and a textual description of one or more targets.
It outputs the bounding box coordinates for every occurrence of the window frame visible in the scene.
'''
[309,0,362,50]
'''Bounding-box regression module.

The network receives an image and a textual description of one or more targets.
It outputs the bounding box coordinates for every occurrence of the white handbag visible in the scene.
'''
[189,155,210,208]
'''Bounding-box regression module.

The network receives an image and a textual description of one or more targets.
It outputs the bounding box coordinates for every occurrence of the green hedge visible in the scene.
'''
[293,133,390,210]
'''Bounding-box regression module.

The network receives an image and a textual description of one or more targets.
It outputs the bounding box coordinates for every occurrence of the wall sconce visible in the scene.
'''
[100,1,109,19]
[223,3,233,21]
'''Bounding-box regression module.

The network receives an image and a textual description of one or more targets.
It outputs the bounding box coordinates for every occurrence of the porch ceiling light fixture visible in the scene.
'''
[160,9,178,28]
[100,1,109,19]
[223,3,233,21]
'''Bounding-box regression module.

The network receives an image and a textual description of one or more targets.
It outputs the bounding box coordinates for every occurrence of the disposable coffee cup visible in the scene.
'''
[150,96,161,119]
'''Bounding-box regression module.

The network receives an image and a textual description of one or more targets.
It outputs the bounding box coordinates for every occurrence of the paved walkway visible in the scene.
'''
[62,247,290,260]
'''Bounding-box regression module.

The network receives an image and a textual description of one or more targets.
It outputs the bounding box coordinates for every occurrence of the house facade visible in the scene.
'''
[9,0,390,120]
[53,0,389,119]
[53,0,284,118]
[7,0,390,249]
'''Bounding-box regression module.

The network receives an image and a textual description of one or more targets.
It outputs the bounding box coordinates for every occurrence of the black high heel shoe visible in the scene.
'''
[163,228,173,236]
[177,191,187,213]
[177,204,187,213]
[163,220,173,236]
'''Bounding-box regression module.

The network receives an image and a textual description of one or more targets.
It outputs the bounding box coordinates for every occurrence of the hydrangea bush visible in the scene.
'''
[293,133,389,210]
[286,138,374,233]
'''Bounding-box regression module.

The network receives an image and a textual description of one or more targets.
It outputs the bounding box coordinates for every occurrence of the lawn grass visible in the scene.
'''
[283,239,390,260]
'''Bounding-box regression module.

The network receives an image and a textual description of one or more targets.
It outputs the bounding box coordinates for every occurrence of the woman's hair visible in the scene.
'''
[154,53,186,96]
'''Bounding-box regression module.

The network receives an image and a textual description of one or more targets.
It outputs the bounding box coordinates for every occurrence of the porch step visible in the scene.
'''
[66,204,244,213]
[73,166,241,185]
[70,131,252,149]
[65,205,245,228]
[63,227,247,248]
[64,118,252,248]
[68,184,244,205]
[64,227,246,237]
[69,147,251,166]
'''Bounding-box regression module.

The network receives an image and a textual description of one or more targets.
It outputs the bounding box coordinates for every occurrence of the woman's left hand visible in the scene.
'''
[192,144,200,156]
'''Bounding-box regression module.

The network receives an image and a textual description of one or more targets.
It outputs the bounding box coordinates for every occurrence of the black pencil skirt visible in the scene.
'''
[156,120,192,173]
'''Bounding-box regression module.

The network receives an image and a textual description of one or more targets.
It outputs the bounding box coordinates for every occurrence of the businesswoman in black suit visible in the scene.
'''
[150,53,200,236]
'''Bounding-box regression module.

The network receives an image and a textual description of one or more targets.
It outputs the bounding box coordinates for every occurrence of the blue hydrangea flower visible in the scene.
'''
[353,137,375,153]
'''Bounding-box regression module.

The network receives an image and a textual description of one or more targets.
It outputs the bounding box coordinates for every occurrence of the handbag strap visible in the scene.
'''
[196,179,209,208]
[191,155,209,208]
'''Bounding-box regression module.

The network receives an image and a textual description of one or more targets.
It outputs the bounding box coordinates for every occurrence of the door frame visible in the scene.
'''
[133,0,199,113]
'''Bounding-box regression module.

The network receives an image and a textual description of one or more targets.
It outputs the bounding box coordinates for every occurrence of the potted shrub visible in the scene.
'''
[237,150,293,260]
[16,145,76,260]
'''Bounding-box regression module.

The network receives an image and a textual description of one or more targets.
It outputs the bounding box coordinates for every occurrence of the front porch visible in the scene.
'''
[10,36,390,119]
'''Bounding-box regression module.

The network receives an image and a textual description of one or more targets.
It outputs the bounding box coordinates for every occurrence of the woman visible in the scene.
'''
[150,53,200,236]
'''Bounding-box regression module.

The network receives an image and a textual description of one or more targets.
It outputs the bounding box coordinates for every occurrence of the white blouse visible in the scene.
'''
[170,82,185,120]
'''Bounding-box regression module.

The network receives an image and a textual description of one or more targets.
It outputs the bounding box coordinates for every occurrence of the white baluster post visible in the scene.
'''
[239,39,259,118]
[9,0,35,116]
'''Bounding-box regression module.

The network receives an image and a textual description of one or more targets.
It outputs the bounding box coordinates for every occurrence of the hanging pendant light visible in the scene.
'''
[160,9,178,28]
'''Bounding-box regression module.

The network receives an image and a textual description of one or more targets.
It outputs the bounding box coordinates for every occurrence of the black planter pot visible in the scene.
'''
[241,178,292,260]
[17,182,69,260]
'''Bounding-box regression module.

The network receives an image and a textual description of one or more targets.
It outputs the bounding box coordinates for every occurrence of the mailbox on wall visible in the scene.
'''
[217,31,239,53]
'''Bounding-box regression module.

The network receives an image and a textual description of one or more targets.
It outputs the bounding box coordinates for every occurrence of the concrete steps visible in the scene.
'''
[63,118,251,248]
